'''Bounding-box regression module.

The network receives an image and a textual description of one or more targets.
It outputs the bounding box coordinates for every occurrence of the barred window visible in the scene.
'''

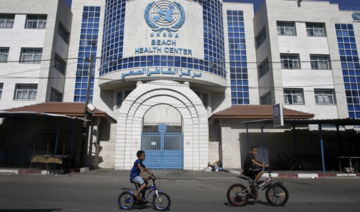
[306,23,326,37]
[284,89,304,105]
[0,83,3,100]
[0,15,14,28]
[58,23,70,43]
[50,88,63,102]
[54,54,66,74]
[256,28,266,48]
[277,22,296,36]
[311,55,331,70]
[315,90,336,105]
[258,58,270,78]
[20,49,42,64]
[281,54,300,69]
[25,15,47,29]
[260,92,272,105]
[14,84,37,100]
[0,48,9,63]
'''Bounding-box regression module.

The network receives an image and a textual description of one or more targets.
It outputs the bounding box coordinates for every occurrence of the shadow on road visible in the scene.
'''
[223,200,273,207]
[0,210,61,212]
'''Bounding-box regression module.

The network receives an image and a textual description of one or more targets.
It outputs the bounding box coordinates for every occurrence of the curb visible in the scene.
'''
[224,169,360,178]
[0,166,94,175]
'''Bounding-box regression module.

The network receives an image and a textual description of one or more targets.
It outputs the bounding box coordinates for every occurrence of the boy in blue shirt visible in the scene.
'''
[130,150,153,202]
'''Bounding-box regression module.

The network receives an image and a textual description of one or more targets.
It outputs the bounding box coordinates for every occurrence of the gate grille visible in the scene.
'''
[141,124,183,169]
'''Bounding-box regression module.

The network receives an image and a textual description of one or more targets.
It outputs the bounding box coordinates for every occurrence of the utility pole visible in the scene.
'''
[80,53,94,167]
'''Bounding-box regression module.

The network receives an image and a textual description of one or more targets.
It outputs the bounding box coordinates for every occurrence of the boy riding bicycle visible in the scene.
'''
[130,150,153,203]
[243,146,269,186]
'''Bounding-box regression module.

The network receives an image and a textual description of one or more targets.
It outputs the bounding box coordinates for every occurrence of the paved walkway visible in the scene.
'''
[1,166,359,178]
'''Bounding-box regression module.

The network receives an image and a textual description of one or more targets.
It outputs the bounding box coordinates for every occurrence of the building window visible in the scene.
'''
[277,22,296,36]
[0,48,9,63]
[311,55,331,70]
[0,15,14,28]
[284,89,304,105]
[50,88,63,102]
[14,84,37,100]
[25,15,47,29]
[116,92,123,108]
[281,54,300,69]
[20,48,42,63]
[307,23,326,37]
[54,54,66,74]
[227,10,249,105]
[315,90,336,105]
[0,83,3,100]
[336,23,360,119]
[196,92,209,108]
[116,90,132,108]
[258,58,270,78]
[58,23,70,43]
[260,92,272,105]
[256,28,266,48]
[74,6,101,103]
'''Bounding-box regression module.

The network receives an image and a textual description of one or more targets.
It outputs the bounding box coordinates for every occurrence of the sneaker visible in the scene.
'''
[251,181,258,188]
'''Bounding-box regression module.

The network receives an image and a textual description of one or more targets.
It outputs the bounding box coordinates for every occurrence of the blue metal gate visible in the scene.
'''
[141,124,183,169]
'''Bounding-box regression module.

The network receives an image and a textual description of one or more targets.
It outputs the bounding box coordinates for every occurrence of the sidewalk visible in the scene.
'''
[1,166,359,178]
[225,169,360,178]
[0,166,93,175]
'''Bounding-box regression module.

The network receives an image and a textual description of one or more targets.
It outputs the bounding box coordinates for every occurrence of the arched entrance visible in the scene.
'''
[115,80,209,170]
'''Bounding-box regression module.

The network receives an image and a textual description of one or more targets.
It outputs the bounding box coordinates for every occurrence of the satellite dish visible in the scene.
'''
[87,103,96,112]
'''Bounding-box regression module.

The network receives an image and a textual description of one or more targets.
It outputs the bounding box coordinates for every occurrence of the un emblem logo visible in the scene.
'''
[353,12,360,20]
[145,0,186,32]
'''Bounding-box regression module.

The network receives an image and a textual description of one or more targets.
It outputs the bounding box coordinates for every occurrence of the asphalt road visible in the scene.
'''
[0,171,360,212]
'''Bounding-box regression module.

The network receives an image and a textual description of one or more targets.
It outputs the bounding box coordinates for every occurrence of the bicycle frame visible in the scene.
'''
[238,168,281,197]
[125,176,161,202]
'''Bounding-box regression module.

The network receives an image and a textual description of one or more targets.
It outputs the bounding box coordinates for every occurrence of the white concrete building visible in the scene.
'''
[0,0,72,110]
[1,0,360,170]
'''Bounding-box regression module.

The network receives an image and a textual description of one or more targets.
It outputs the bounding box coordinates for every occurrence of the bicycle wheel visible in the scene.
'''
[226,184,249,206]
[265,184,289,206]
[153,192,171,211]
[118,191,135,210]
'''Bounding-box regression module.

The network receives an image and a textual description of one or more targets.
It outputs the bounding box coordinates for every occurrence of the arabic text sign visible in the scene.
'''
[121,67,202,79]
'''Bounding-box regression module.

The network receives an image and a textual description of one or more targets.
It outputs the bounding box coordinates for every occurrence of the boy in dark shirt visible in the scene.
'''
[243,146,269,186]
[130,150,153,202]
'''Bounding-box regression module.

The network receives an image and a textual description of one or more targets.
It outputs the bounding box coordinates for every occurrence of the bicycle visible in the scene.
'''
[118,175,171,210]
[226,167,289,206]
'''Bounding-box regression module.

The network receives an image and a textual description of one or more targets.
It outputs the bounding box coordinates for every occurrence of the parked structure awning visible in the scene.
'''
[0,111,89,121]
[2,102,116,123]
[242,118,360,174]
[209,105,314,120]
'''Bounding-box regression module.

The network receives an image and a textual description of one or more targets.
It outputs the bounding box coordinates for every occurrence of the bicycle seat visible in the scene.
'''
[130,180,136,184]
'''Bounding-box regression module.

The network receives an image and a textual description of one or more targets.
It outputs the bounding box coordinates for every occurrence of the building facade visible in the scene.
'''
[0,0,72,110]
[1,0,360,170]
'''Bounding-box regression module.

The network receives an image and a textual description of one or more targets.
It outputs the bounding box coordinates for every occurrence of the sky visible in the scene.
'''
[64,0,360,13]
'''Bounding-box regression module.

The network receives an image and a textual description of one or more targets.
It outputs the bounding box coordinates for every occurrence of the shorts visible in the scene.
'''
[243,169,264,180]
[132,176,145,185]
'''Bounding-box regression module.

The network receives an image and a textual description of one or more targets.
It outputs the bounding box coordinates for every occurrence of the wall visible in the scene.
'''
[143,104,182,126]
